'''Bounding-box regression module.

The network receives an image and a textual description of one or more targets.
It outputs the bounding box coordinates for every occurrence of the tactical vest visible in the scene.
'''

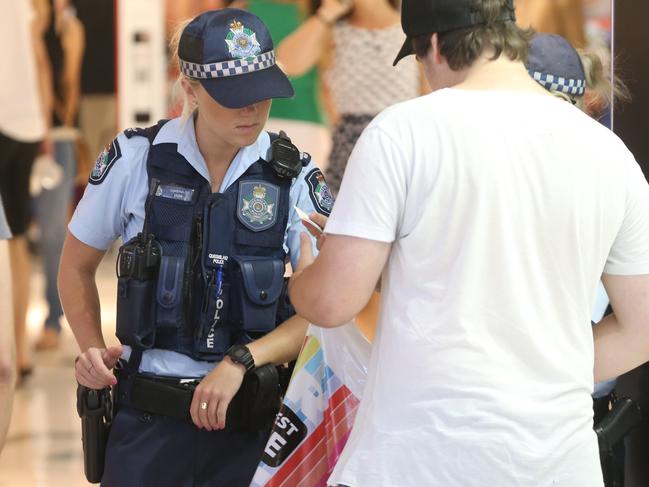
[115,121,296,362]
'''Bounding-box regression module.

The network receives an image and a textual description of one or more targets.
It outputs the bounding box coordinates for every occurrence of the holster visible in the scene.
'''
[76,385,113,484]
[594,396,642,454]
[227,363,281,432]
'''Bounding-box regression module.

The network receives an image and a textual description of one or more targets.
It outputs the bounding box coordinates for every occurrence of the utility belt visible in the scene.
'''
[115,362,283,431]
[77,361,288,484]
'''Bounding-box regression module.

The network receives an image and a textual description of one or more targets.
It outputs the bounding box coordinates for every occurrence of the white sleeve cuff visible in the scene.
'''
[68,220,114,251]
[325,219,395,243]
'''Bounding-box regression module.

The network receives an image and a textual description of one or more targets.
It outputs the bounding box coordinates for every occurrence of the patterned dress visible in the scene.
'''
[322,21,420,194]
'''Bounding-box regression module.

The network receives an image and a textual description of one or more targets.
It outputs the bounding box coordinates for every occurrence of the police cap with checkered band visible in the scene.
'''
[525,34,586,98]
[393,0,516,66]
[179,8,294,109]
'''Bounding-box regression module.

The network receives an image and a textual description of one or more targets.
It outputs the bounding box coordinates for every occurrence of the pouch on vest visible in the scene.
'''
[116,234,160,348]
[155,256,184,328]
[227,364,280,432]
[230,256,285,334]
[148,183,197,329]
[115,235,160,349]
[116,278,156,348]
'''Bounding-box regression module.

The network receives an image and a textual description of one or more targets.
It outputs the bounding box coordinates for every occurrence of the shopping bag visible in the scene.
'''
[251,322,370,487]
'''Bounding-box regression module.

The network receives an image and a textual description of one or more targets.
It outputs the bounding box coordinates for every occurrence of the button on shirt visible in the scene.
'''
[69,117,320,377]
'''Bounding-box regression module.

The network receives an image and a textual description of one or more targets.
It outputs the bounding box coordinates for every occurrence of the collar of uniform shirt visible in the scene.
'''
[152,117,271,193]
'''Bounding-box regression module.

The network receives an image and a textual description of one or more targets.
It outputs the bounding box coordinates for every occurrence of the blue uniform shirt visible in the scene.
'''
[69,117,324,377]
[592,281,615,398]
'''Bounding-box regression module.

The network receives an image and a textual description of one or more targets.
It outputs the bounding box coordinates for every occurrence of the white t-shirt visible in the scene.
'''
[0,0,46,142]
[325,89,649,487]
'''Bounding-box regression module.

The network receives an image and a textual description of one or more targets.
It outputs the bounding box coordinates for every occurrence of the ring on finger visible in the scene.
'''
[199,401,208,411]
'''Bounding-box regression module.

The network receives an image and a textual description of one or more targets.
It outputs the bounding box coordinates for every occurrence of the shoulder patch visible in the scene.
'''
[305,168,334,216]
[89,138,122,185]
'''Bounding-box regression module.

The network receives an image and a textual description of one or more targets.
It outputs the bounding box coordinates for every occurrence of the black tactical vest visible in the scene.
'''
[115,121,295,362]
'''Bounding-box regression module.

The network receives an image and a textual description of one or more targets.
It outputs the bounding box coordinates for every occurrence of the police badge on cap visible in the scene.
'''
[178,9,294,109]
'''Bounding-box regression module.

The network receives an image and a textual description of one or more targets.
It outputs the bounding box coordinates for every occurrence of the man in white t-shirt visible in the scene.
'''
[288,0,649,486]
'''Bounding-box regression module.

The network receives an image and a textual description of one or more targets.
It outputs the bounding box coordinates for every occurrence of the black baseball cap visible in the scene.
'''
[393,0,516,66]
[179,8,294,109]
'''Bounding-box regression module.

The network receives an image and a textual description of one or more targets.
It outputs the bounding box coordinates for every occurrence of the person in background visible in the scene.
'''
[289,0,649,484]
[277,0,424,195]
[70,0,116,159]
[516,0,586,48]
[166,0,225,33]
[0,204,15,453]
[34,0,85,351]
[0,0,52,384]
[246,0,331,168]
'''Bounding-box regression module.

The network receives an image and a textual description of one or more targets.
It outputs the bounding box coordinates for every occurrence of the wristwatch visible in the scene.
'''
[226,345,255,372]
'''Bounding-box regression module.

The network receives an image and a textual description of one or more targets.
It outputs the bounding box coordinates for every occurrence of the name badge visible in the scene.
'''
[155,184,195,202]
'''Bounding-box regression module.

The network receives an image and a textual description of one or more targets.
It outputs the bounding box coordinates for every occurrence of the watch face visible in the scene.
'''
[233,348,246,361]
[229,346,253,370]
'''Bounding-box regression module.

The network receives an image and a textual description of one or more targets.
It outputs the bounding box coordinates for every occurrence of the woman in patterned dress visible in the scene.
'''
[277,0,425,195]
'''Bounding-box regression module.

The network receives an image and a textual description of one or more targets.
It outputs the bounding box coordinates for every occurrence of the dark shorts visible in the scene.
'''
[0,131,40,236]
[101,406,270,487]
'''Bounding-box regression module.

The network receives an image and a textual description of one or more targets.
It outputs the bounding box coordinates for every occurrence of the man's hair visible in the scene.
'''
[412,0,532,70]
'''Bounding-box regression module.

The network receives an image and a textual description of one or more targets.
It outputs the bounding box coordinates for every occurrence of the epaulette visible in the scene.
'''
[300,152,312,167]
[124,120,169,144]
[123,127,147,139]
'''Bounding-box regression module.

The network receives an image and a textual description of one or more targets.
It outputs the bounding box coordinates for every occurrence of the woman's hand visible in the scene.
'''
[190,357,247,431]
[318,0,354,24]
[75,345,122,389]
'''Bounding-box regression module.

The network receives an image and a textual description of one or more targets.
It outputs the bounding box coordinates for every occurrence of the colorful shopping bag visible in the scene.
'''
[251,323,370,487]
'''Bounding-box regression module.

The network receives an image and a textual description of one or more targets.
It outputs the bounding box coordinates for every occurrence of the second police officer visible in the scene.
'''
[59,8,333,486]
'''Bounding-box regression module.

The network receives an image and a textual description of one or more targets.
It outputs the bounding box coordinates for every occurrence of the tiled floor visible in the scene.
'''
[0,253,119,487]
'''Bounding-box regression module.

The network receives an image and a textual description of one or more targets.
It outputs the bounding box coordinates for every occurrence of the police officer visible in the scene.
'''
[59,9,333,487]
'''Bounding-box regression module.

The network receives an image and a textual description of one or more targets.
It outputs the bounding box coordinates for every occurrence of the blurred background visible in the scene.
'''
[1,1,648,486]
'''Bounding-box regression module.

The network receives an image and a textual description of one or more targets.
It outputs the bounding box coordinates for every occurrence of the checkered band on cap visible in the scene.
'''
[180,50,276,79]
[530,71,586,97]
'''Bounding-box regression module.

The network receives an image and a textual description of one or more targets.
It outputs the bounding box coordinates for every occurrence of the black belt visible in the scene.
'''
[116,364,281,431]
[128,374,197,422]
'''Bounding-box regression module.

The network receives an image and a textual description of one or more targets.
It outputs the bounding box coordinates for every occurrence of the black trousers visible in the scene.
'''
[101,406,270,487]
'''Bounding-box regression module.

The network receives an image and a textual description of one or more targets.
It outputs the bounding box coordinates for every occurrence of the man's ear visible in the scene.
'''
[430,33,443,65]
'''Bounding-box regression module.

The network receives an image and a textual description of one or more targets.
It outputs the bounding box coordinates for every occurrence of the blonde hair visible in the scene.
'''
[169,18,200,121]
[548,49,630,116]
